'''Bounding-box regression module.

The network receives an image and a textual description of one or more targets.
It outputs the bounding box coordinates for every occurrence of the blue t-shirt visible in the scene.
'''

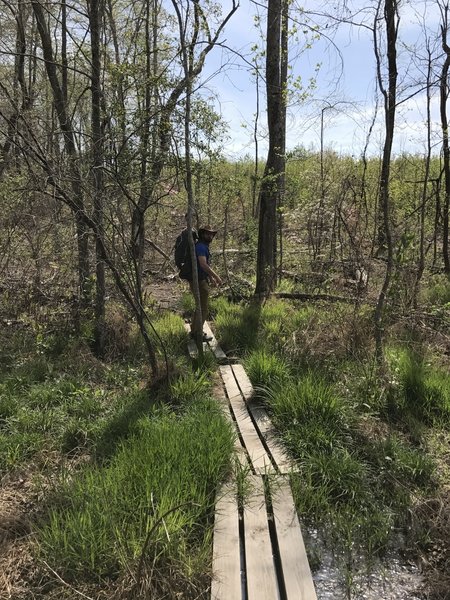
[195,241,210,280]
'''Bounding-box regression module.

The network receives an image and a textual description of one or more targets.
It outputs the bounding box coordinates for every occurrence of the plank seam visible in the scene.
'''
[229,366,280,474]
[264,477,288,600]
[219,368,253,471]
[221,365,273,473]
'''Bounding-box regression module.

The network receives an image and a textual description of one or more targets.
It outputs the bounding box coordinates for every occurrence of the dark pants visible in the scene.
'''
[189,279,209,333]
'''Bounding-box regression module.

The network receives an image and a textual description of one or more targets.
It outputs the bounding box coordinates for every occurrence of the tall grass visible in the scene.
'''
[386,347,450,425]
[214,297,293,355]
[267,372,352,455]
[215,297,444,562]
[244,350,290,390]
[267,370,436,554]
[149,312,186,359]
[37,400,234,582]
[214,301,260,353]
[425,274,450,306]
[0,335,147,472]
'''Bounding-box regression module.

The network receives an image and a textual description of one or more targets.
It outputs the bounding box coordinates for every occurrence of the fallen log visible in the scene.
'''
[273,292,357,304]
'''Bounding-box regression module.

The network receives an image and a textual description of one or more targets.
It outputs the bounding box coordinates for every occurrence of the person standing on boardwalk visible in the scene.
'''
[190,226,222,341]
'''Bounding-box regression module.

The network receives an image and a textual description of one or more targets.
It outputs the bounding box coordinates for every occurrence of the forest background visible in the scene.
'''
[0,0,449,599]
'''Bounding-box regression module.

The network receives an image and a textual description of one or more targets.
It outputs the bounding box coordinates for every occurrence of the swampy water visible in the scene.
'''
[307,529,423,599]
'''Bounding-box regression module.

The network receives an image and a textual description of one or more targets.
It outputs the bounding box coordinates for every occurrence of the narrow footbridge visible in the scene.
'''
[187,322,317,600]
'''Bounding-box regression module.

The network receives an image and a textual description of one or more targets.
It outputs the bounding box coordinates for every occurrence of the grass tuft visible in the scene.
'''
[245,349,291,391]
[386,347,450,425]
[150,313,186,359]
[169,370,211,407]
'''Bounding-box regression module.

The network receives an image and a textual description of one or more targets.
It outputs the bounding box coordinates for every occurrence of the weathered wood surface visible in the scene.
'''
[211,483,241,600]
[215,376,248,468]
[185,328,317,600]
[203,321,228,361]
[272,479,317,600]
[244,475,279,600]
[220,365,274,473]
[232,364,293,473]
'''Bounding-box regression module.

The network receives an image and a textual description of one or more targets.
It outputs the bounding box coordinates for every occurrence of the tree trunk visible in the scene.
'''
[255,0,286,297]
[89,0,106,357]
[129,0,238,279]
[131,0,154,285]
[414,43,433,307]
[31,0,91,307]
[440,4,450,274]
[373,0,398,362]
[172,0,203,349]
[278,0,288,284]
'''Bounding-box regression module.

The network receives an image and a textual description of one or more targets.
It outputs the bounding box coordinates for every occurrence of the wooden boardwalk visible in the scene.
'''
[186,322,317,600]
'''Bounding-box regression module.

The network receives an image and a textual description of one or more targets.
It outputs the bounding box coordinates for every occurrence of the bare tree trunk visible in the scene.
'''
[252,58,260,219]
[413,42,433,306]
[0,0,33,177]
[106,0,126,146]
[131,0,154,286]
[129,0,238,285]
[433,176,441,268]
[31,0,91,307]
[61,0,67,104]
[440,3,450,274]
[373,0,398,362]
[255,0,286,297]
[172,0,203,350]
[89,0,106,356]
[277,0,288,284]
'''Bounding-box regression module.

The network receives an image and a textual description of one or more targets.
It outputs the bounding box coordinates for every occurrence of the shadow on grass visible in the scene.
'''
[94,378,165,461]
[220,301,262,354]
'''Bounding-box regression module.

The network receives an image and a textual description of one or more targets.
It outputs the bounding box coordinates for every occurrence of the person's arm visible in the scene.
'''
[198,255,222,286]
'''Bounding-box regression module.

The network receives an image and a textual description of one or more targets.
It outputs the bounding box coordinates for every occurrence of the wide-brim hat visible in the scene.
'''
[198,226,218,236]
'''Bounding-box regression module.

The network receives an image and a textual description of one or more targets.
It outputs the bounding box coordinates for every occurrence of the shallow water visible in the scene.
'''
[307,528,423,600]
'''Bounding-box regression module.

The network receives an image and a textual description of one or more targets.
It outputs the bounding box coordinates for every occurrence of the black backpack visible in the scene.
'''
[174,229,197,280]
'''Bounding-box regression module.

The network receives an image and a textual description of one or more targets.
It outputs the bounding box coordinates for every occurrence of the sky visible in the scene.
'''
[196,0,445,159]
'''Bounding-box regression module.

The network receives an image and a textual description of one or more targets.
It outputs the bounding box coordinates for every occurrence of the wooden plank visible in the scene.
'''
[244,475,279,600]
[271,479,317,600]
[203,321,228,361]
[184,322,211,358]
[211,483,242,600]
[231,363,254,399]
[186,338,208,358]
[215,379,248,468]
[232,364,293,474]
[247,403,293,474]
[220,366,273,473]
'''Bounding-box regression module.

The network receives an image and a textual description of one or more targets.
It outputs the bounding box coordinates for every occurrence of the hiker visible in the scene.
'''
[190,226,222,341]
